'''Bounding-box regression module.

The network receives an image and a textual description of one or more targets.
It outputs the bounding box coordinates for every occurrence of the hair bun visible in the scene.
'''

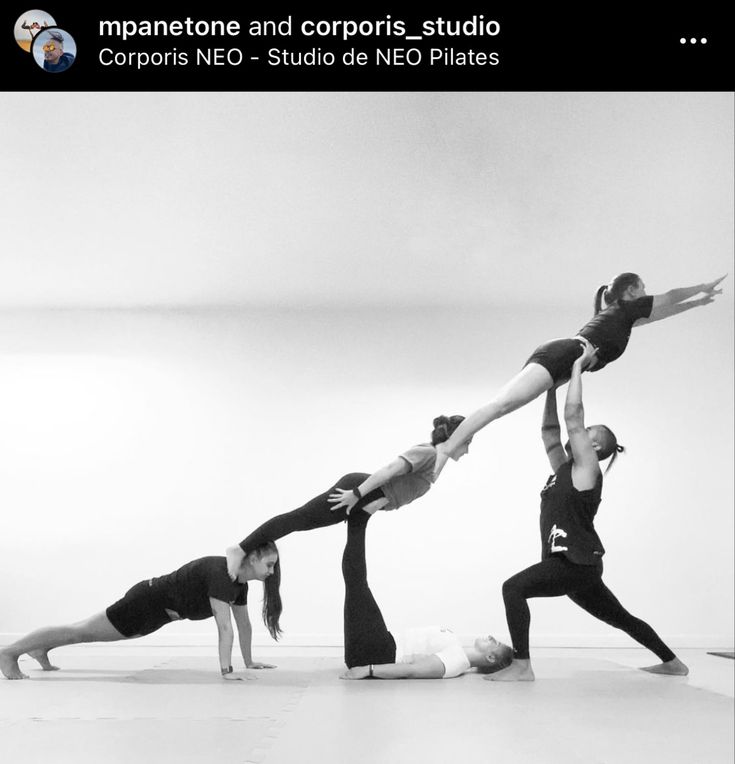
[432,415,448,428]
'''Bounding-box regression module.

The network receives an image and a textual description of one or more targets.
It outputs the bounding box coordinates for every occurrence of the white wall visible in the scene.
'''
[1,302,731,648]
[1,92,731,309]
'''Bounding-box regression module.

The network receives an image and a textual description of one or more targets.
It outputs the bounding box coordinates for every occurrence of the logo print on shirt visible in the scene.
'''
[548,524,569,552]
[541,474,557,495]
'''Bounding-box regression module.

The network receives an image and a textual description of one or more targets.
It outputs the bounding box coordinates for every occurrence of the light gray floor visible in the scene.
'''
[0,647,732,764]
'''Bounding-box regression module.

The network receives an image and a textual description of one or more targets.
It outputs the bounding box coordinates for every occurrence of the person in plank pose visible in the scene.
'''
[0,544,281,681]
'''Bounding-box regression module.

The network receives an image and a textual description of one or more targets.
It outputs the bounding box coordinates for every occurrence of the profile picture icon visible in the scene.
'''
[32,28,77,73]
[14,10,56,51]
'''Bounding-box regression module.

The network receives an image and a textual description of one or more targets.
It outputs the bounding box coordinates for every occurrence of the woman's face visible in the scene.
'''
[242,551,278,582]
[625,279,647,300]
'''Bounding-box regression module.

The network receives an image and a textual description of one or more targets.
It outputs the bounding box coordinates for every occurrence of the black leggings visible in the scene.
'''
[502,555,676,662]
[342,510,396,668]
[238,473,385,553]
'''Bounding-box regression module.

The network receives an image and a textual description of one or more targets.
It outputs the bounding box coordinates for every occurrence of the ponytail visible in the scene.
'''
[594,424,625,474]
[603,443,625,475]
[593,285,608,315]
[595,272,641,314]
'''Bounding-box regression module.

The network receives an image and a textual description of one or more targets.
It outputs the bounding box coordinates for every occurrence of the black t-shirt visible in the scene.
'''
[539,461,605,566]
[148,556,248,620]
[577,295,653,371]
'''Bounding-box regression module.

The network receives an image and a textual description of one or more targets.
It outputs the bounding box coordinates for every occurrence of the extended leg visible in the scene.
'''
[227,473,374,577]
[342,510,395,668]
[568,581,687,674]
[435,364,553,476]
[239,473,374,552]
[0,612,126,680]
[489,556,599,682]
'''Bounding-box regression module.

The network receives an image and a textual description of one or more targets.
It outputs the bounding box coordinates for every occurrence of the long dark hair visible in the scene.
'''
[593,272,641,314]
[430,414,465,445]
[252,541,283,640]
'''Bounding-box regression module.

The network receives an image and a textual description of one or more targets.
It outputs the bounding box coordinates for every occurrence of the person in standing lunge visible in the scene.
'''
[487,344,688,681]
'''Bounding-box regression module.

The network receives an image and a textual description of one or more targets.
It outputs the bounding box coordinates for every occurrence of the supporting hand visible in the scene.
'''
[576,342,598,370]
[328,488,359,515]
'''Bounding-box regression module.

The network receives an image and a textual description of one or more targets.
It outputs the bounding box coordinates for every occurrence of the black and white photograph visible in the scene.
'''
[0,9,733,764]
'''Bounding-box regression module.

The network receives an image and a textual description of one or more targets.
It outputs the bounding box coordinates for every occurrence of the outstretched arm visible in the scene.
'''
[640,275,726,324]
[563,348,600,491]
[341,655,445,680]
[638,293,720,326]
[541,389,567,473]
[328,458,409,514]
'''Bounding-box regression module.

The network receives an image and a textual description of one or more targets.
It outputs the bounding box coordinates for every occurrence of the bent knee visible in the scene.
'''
[335,473,369,489]
[502,577,523,600]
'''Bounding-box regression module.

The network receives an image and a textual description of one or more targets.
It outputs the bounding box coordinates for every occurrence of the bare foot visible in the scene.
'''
[28,649,60,671]
[0,651,29,680]
[485,659,535,682]
[640,657,689,676]
[340,665,370,680]
[226,545,245,581]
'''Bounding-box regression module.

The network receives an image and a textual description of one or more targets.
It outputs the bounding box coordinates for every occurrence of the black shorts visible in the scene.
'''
[106,580,173,638]
[524,338,585,384]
